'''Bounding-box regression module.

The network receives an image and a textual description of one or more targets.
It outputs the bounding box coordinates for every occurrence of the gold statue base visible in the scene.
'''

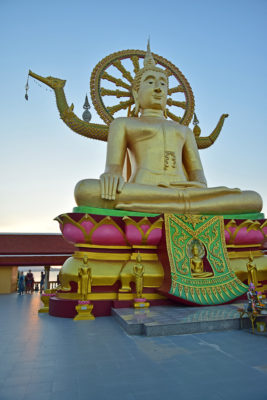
[74,302,95,321]
[38,292,55,313]
[49,210,267,317]
[133,298,150,308]
[256,322,266,333]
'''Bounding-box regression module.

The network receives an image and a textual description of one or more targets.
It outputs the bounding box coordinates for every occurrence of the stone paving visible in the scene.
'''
[112,302,254,336]
[0,293,267,400]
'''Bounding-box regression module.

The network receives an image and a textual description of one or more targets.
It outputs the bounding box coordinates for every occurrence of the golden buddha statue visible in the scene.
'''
[190,244,204,274]
[74,43,262,215]
[133,253,144,299]
[246,253,258,288]
[77,257,92,300]
[190,242,213,278]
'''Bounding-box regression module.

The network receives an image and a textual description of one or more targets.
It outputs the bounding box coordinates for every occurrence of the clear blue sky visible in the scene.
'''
[1,0,266,232]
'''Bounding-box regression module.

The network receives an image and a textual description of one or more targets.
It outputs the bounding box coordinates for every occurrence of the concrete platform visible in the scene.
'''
[112,303,265,336]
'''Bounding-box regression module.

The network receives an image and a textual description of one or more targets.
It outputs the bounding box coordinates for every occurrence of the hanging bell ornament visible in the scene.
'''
[82,94,91,122]
[25,76,29,101]
[193,112,201,137]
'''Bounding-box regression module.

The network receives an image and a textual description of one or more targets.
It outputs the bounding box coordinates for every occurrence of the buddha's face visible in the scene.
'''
[193,245,199,256]
[137,70,168,111]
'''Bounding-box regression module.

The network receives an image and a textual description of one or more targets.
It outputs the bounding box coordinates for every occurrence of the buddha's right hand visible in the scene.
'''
[100,173,125,200]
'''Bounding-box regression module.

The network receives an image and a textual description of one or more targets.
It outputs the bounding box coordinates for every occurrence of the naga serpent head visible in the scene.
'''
[29,70,66,89]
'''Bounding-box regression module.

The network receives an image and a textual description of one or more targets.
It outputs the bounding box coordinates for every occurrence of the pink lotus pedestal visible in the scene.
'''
[49,211,267,317]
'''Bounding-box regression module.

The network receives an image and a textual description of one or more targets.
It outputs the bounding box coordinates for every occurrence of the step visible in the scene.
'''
[112,302,266,336]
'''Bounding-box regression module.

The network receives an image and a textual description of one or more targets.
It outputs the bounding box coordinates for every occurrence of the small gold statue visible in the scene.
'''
[191,244,204,274]
[133,253,144,298]
[77,256,92,300]
[189,241,213,278]
[246,253,258,288]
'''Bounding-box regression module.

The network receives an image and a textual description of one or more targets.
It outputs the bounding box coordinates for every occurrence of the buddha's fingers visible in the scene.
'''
[117,176,125,193]
[111,176,118,200]
[108,175,114,200]
[100,174,124,200]
[100,176,105,199]
[104,175,109,199]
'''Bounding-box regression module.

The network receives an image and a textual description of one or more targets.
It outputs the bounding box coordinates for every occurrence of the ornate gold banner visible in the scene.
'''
[164,214,247,305]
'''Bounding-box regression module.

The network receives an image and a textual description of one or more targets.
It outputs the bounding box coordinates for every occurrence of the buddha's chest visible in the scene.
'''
[127,120,186,149]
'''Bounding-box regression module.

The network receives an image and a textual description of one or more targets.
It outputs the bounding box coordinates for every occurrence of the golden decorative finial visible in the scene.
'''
[143,38,156,68]
[193,113,201,137]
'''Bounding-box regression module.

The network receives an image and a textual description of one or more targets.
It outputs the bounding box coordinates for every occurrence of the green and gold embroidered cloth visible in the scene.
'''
[163,214,247,305]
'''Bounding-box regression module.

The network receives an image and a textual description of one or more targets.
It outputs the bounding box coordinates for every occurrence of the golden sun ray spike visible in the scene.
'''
[101,71,131,90]
[112,59,133,83]
[100,88,131,98]
[168,85,184,95]
[107,99,134,115]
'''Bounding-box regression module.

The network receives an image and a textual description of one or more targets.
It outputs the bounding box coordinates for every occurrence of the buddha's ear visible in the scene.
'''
[132,89,138,105]
[132,89,139,116]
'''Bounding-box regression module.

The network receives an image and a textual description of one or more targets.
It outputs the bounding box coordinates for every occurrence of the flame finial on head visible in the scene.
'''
[144,39,156,68]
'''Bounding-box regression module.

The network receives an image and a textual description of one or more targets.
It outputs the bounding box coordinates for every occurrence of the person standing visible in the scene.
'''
[18,272,25,295]
[25,269,34,294]
[40,271,45,293]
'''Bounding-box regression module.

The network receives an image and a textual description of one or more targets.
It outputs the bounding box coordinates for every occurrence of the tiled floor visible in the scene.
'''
[0,293,267,400]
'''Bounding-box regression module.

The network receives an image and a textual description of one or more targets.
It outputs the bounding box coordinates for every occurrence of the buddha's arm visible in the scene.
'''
[183,128,207,187]
[100,118,127,200]
[247,264,253,271]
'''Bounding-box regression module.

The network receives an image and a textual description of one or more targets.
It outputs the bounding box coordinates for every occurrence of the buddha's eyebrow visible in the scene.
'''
[144,75,155,81]
[159,76,167,83]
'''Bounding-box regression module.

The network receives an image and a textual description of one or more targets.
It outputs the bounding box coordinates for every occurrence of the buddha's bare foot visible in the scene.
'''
[115,202,187,213]
[169,181,207,188]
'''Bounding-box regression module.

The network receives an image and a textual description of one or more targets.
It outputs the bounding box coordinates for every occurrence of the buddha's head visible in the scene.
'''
[249,252,254,262]
[192,244,199,256]
[132,42,169,115]
[83,255,89,265]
